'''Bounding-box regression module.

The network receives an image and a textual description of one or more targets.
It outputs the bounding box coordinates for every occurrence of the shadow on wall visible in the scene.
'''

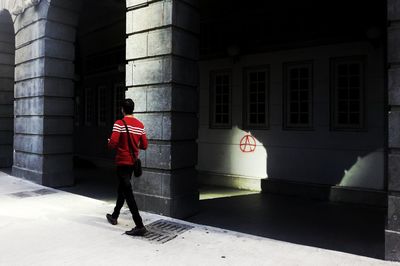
[200,122,384,202]
[227,126,384,203]
[0,9,15,168]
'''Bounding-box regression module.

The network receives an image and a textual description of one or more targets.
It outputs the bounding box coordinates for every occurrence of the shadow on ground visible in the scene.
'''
[186,193,385,259]
[59,166,385,260]
[61,167,117,204]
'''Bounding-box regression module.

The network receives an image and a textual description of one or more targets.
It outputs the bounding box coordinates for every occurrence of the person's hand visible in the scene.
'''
[107,138,110,143]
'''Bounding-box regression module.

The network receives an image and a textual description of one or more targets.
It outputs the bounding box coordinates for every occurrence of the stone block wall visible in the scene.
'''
[125,0,199,218]
[11,0,80,187]
[387,0,400,261]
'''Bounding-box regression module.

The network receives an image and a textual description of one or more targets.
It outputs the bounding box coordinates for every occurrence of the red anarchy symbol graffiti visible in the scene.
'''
[240,135,257,153]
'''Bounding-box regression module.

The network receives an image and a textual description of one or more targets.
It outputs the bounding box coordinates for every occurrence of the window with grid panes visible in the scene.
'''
[210,70,231,128]
[85,87,96,126]
[284,62,313,129]
[244,67,269,129]
[331,57,364,130]
[98,85,107,126]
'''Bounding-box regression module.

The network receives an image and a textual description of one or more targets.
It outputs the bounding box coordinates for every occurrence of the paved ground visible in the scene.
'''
[66,166,385,259]
[0,170,398,266]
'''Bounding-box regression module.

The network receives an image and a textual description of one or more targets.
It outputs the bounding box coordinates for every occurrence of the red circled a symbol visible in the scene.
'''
[240,135,257,153]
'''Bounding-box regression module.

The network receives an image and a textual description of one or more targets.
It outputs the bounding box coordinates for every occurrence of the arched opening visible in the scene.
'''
[192,0,387,259]
[0,9,15,170]
[64,0,126,202]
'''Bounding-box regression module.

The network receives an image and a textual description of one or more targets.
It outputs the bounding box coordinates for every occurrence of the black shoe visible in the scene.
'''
[125,226,147,236]
[106,214,117,225]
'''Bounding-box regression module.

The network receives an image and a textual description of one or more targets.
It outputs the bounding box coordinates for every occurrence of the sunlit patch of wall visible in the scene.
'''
[197,42,385,194]
[198,126,267,191]
[0,9,14,168]
[336,150,384,189]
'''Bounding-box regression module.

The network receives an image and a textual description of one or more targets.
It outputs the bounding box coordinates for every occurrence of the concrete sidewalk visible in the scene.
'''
[0,171,397,266]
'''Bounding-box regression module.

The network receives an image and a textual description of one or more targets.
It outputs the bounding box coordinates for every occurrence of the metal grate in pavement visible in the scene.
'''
[142,219,194,244]
[34,188,58,196]
[9,188,58,198]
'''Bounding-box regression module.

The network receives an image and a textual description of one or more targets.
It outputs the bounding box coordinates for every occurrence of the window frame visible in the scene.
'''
[330,56,366,131]
[283,61,314,130]
[243,65,270,130]
[209,69,233,129]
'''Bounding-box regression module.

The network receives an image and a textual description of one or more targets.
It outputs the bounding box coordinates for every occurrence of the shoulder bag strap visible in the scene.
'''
[121,119,137,162]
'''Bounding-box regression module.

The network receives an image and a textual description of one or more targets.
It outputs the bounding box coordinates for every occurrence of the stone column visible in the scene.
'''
[125,0,199,218]
[0,10,14,168]
[12,0,79,187]
[387,0,400,261]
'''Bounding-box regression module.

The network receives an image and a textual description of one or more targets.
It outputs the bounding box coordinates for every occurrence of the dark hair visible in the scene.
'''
[122,98,135,115]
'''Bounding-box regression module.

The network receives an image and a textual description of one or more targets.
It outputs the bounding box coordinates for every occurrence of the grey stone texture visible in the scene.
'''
[14,134,73,155]
[389,68,400,106]
[15,38,75,65]
[133,168,197,198]
[388,24,400,64]
[387,4,400,261]
[15,58,74,81]
[15,20,76,49]
[388,0,400,21]
[15,78,74,98]
[14,97,74,116]
[12,162,73,187]
[389,153,400,192]
[134,113,197,140]
[388,195,400,232]
[15,117,73,135]
[127,0,199,218]
[386,230,400,261]
[126,1,173,34]
[126,0,149,9]
[126,27,198,60]
[134,189,199,218]
[142,142,197,170]
[126,56,198,87]
[11,0,79,188]
[389,111,400,148]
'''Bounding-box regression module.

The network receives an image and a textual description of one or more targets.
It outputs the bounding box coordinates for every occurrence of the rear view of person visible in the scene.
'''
[106,98,148,236]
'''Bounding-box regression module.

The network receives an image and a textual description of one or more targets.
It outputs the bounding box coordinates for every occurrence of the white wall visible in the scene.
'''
[198,42,385,190]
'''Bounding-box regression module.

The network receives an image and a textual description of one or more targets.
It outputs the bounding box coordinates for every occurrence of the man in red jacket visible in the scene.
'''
[106,98,148,236]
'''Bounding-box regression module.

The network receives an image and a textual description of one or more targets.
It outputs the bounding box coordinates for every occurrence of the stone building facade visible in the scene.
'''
[0,0,399,261]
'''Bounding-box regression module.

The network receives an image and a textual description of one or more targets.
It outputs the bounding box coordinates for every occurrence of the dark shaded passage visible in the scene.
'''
[60,166,385,260]
[62,166,117,204]
[187,193,385,259]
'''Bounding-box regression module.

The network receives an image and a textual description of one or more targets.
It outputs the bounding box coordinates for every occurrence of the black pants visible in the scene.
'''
[112,165,144,228]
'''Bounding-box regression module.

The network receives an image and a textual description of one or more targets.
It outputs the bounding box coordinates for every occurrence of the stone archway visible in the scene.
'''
[1,0,200,217]
[2,0,81,187]
[0,9,14,168]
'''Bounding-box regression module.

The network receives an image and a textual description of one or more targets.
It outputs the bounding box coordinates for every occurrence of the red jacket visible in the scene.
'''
[108,116,148,166]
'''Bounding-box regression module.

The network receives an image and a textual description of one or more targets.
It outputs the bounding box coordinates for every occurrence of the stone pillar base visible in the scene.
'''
[134,192,199,219]
[12,165,74,188]
[133,169,199,218]
[385,230,400,261]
